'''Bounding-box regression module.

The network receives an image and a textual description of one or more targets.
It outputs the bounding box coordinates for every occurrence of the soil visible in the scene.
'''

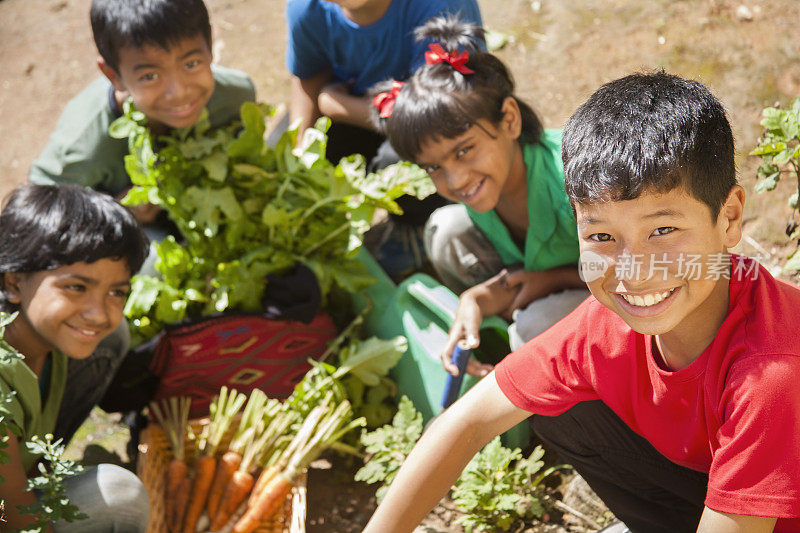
[2,0,800,531]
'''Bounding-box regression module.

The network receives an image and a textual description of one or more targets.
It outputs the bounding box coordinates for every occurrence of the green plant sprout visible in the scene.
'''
[750,96,800,271]
[452,437,563,532]
[355,395,423,502]
[16,435,87,532]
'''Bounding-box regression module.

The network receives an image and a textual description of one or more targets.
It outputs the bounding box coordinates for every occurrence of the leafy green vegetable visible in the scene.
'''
[453,438,561,532]
[18,435,87,532]
[111,101,433,345]
[354,396,423,502]
[751,96,800,272]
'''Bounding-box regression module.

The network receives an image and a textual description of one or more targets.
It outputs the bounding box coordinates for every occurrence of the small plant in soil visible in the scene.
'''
[751,96,800,271]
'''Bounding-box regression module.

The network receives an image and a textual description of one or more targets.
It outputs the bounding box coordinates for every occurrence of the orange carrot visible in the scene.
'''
[208,390,271,523]
[184,387,247,533]
[182,454,217,533]
[210,470,254,530]
[166,458,189,532]
[248,462,281,507]
[149,397,192,533]
[172,475,192,532]
[206,450,242,523]
[232,473,293,533]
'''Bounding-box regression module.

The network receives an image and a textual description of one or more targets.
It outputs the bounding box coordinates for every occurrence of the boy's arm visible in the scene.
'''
[317,82,375,131]
[0,429,53,532]
[363,371,531,533]
[289,71,331,137]
[697,507,776,533]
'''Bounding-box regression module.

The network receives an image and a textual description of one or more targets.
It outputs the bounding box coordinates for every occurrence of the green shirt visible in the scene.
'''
[466,129,579,271]
[0,349,67,472]
[29,64,256,197]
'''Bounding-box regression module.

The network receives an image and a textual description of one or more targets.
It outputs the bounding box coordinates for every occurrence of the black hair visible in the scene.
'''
[90,0,212,72]
[0,184,149,312]
[562,71,736,219]
[370,16,543,163]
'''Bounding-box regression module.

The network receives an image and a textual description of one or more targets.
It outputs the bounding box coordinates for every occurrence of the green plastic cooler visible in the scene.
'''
[355,251,531,449]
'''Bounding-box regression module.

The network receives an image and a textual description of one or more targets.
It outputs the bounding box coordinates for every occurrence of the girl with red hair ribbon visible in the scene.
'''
[370,16,589,380]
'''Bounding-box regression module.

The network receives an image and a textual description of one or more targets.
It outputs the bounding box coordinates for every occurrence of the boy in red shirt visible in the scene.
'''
[363,72,800,533]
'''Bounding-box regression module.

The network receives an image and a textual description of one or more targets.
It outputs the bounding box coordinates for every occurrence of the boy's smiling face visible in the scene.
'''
[100,34,215,131]
[575,185,744,357]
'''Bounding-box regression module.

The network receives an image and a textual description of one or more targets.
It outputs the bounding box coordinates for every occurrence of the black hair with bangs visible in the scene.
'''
[91,0,212,73]
[0,184,149,312]
[370,16,543,163]
[562,71,736,219]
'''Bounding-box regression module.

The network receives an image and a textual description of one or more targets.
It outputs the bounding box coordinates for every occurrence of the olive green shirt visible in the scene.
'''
[29,64,256,197]
[466,129,579,271]
[0,347,67,472]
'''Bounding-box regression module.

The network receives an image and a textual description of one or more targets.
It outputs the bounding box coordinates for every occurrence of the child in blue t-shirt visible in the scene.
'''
[286,0,481,166]
[0,184,150,531]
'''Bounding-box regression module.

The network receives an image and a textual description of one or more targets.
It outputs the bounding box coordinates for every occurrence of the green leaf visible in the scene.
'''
[198,150,229,182]
[227,102,270,159]
[750,141,787,156]
[335,336,407,386]
[783,250,800,273]
[754,175,779,193]
[123,275,162,317]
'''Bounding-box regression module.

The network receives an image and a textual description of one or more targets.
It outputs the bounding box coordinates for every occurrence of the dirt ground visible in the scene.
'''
[2,0,800,531]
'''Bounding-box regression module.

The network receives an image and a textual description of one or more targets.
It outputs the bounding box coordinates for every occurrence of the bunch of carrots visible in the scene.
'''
[149,386,365,533]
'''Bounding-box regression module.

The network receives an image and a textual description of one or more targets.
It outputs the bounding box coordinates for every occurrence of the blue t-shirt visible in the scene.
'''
[286,0,482,95]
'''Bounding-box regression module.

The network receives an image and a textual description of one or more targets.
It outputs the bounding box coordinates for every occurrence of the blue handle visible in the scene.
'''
[441,343,472,409]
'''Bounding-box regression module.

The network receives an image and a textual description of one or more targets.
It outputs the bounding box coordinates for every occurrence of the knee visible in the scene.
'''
[423,204,469,258]
[95,464,150,531]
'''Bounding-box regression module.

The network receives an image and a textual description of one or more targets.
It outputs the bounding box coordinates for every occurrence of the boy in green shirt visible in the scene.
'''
[29,0,255,227]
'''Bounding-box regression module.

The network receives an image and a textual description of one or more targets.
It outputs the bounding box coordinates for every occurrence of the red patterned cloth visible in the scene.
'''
[149,312,337,417]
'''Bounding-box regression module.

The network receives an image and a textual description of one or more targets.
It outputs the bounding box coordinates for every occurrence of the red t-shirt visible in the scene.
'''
[495,256,800,530]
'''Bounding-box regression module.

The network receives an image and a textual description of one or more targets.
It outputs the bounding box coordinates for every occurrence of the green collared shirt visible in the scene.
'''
[466,129,579,271]
[0,347,67,472]
[29,64,256,197]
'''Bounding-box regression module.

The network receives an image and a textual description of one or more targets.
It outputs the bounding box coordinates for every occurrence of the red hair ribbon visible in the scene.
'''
[424,43,475,74]
[372,80,404,119]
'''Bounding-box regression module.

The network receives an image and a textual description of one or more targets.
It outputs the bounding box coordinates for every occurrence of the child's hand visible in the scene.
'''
[501,268,557,317]
[441,292,494,378]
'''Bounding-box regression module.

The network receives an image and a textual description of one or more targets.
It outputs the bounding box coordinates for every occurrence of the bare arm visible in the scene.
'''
[289,71,331,137]
[317,82,375,131]
[697,507,776,533]
[363,372,531,533]
[502,265,586,317]
[0,429,53,531]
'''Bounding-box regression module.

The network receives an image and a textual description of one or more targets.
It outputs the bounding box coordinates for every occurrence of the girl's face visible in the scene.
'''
[415,97,525,213]
[3,258,131,363]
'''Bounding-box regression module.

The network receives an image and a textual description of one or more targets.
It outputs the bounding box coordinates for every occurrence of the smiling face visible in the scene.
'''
[3,259,132,365]
[576,185,745,357]
[416,97,525,213]
[100,34,215,131]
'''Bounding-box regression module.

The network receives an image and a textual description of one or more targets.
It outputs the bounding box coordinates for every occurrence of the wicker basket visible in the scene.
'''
[138,421,306,533]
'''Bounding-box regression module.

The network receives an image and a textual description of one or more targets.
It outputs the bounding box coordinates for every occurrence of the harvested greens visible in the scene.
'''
[110,101,433,345]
